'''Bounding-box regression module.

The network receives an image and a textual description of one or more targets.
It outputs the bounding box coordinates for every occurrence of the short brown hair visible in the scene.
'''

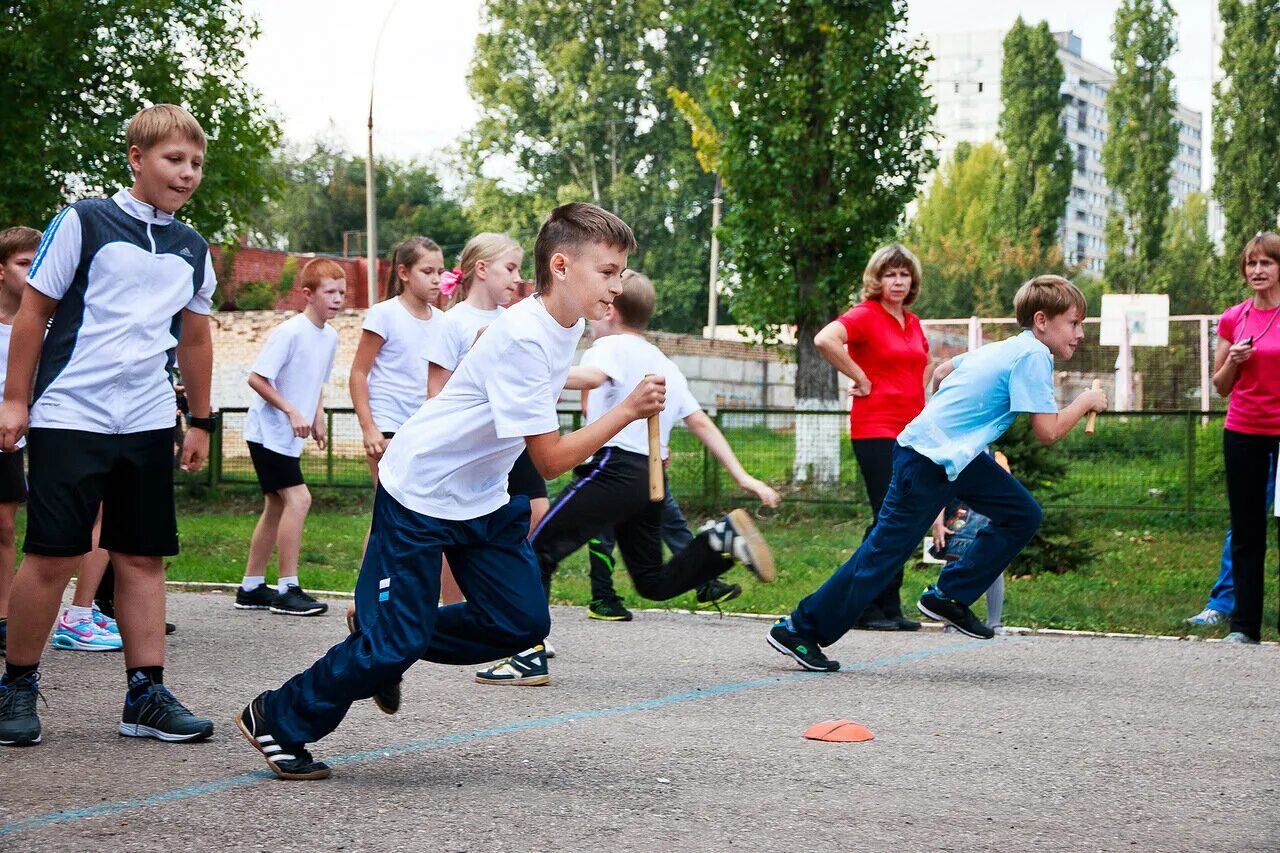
[613,270,657,329]
[125,104,206,153]
[1013,274,1087,327]
[1239,232,1280,278]
[534,203,636,292]
[861,242,922,305]
[299,258,347,292]
[0,226,42,264]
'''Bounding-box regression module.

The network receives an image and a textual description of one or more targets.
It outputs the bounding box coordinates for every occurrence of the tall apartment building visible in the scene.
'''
[926,29,1203,272]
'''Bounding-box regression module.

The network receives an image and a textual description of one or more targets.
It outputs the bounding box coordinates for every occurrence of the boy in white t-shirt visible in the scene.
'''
[234,258,344,618]
[476,271,780,685]
[236,202,666,780]
[0,227,40,657]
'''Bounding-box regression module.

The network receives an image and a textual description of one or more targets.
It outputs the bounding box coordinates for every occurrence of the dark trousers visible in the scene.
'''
[1223,429,1280,640]
[533,449,729,603]
[852,438,905,618]
[588,488,695,601]
[790,445,1042,648]
[266,487,550,745]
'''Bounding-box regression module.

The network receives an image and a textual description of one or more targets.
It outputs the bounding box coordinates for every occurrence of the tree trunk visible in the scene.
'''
[792,272,841,485]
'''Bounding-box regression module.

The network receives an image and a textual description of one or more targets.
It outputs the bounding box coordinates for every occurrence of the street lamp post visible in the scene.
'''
[365,0,401,309]
[706,173,722,338]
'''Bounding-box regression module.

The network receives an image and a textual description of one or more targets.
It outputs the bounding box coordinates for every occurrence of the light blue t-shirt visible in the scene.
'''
[898,330,1057,480]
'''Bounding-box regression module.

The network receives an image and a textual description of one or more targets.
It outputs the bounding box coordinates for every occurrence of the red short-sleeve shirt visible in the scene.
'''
[836,300,929,440]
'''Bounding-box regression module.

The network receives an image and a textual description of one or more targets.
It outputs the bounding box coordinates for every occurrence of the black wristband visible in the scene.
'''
[186,414,217,433]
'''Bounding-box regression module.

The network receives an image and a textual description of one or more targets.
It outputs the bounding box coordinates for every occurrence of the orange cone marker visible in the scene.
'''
[802,720,874,742]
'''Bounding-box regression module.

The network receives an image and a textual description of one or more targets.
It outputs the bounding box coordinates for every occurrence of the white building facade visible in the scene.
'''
[925,29,1203,273]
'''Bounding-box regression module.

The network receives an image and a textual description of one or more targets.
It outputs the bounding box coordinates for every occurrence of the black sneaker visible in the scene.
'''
[853,607,899,631]
[234,583,275,610]
[0,619,7,657]
[236,692,331,780]
[767,621,840,672]
[0,671,43,746]
[346,605,401,714]
[891,615,921,631]
[588,597,633,621]
[701,509,775,582]
[270,585,328,617]
[917,586,994,639]
[695,579,742,606]
[119,683,214,742]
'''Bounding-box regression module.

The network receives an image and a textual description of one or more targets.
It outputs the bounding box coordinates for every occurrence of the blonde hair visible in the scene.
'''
[451,232,521,306]
[1013,275,1087,328]
[0,226,41,264]
[613,270,656,329]
[1239,232,1280,279]
[385,236,442,297]
[534,203,636,292]
[861,243,922,305]
[125,104,206,153]
[299,258,346,292]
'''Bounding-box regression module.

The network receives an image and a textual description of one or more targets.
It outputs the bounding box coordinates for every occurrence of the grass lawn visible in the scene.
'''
[150,491,1275,642]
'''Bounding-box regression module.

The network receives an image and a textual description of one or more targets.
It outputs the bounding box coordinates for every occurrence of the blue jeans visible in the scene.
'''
[790,445,1042,648]
[588,488,694,602]
[1206,456,1276,615]
[266,488,550,745]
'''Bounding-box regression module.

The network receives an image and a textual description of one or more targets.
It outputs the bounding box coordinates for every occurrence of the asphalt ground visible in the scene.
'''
[2,590,1278,853]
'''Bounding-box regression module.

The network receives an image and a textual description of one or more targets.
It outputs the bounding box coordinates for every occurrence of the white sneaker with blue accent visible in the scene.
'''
[50,610,123,652]
[474,646,550,686]
[92,606,120,635]
[1185,608,1228,626]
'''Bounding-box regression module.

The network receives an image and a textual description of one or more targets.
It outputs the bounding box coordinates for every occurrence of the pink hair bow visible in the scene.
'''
[439,267,463,297]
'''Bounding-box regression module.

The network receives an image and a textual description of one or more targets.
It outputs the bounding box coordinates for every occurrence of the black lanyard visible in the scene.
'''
[1240,299,1280,344]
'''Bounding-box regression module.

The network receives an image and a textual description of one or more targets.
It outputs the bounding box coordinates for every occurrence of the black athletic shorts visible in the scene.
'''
[25,427,177,557]
[509,448,548,500]
[0,448,26,504]
[247,441,306,494]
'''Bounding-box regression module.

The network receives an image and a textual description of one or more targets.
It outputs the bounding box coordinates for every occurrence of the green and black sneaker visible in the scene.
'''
[588,597,633,622]
[767,620,840,672]
[695,579,742,606]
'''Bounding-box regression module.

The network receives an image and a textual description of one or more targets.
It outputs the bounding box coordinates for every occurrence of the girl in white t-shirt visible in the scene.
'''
[350,237,444,485]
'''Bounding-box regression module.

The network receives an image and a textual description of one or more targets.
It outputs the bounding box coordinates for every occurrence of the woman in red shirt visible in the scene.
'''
[814,243,931,631]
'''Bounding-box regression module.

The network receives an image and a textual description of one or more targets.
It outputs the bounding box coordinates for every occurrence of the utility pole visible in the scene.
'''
[365,0,402,308]
[706,173,722,338]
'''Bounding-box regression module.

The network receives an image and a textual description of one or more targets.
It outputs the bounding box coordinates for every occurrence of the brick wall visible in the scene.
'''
[209,244,392,310]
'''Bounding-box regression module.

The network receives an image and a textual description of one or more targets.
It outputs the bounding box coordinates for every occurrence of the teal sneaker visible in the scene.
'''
[51,610,123,652]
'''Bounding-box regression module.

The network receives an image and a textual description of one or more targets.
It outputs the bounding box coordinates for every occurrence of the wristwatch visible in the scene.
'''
[186,413,217,433]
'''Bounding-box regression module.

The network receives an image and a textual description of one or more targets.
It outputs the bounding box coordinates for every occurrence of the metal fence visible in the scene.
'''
[189,407,1232,518]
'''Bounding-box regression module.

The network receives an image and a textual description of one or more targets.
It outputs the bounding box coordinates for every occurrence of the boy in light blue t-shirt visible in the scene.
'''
[768,275,1108,671]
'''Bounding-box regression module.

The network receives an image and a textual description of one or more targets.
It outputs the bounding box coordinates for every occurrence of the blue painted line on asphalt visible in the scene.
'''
[1,638,992,838]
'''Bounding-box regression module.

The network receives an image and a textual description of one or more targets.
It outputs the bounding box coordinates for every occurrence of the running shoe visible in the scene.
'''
[120,683,214,742]
[474,646,549,686]
[700,509,775,582]
[92,606,119,635]
[917,586,994,639]
[588,597,633,621]
[234,583,276,610]
[50,611,123,652]
[236,692,331,780]
[345,605,401,715]
[270,585,328,617]
[695,579,742,606]
[1220,631,1259,645]
[0,671,42,746]
[767,621,840,672]
[1185,608,1228,626]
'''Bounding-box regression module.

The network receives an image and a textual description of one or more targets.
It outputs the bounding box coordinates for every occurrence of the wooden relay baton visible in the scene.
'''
[1084,378,1101,436]
[645,374,663,502]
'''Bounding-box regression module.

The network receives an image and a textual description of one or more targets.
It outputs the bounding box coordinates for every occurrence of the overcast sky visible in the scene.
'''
[243,0,1217,167]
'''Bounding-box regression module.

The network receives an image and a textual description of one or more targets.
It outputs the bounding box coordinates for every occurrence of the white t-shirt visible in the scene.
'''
[243,313,339,457]
[0,323,24,449]
[363,297,439,432]
[582,333,700,459]
[380,296,583,520]
[423,302,504,372]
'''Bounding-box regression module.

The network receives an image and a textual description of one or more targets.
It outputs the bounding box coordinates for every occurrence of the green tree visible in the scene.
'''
[260,141,471,257]
[1213,0,1280,273]
[1153,192,1220,313]
[996,19,1073,252]
[691,0,934,480]
[464,0,713,333]
[1102,0,1179,293]
[909,142,1073,318]
[0,0,280,240]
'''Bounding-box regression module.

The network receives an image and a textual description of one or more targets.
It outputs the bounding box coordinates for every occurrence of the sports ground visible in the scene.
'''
[2,590,1277,852]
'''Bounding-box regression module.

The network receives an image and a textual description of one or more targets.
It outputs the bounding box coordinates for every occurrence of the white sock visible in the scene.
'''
[241,575,265,592]
[66,604,94,625]
[278,576,299,593]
